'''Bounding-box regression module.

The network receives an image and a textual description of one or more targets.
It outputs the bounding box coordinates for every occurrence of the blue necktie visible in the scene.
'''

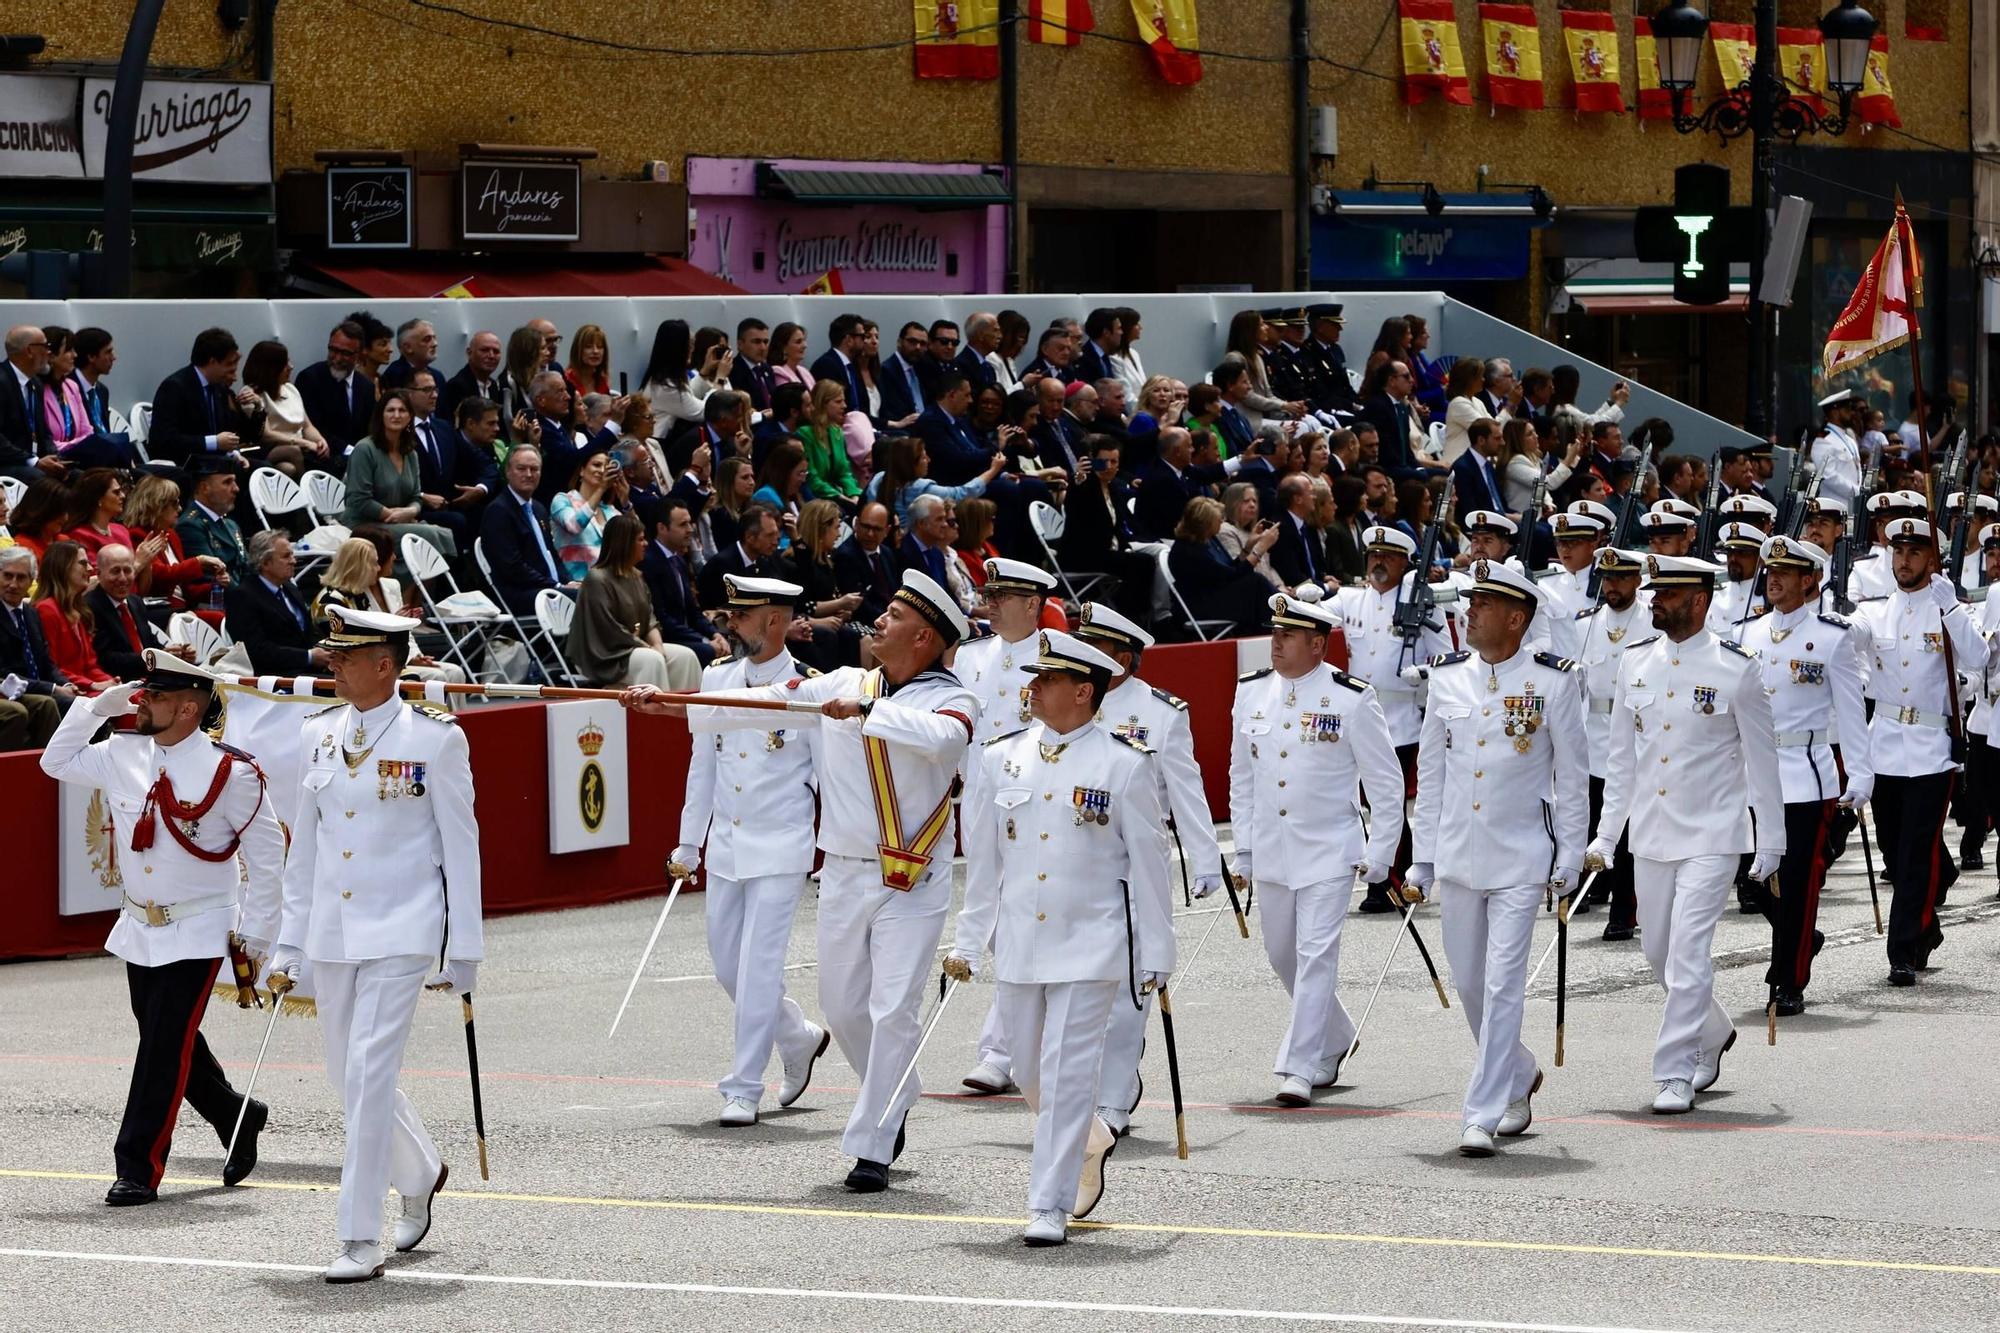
[524,497,561,583]
[284,586,306,631]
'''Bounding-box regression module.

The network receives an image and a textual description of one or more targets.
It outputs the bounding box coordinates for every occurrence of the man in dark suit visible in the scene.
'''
[1269,473,1331,591]
[809,313,869,426]
[526,369,584,505]
[1210,362,1263,460]
[1131,426,1225,544]
[293,319,374,469]
[1,322,58,485]
[147,328,265,469]
[1074,308,1122,386]
[377,317,437,392]
[479,444,569,619]
[1449,419,1508,529]
[0,546,69,744]
[878,323,931,427]
[918,320,965,401]
[1030,376,1085,476]
[956,312,1000,389]
[1022,327,1076,385]
[752,383,807,473]
[87,543,179,681]
[727,317,775,414]
[831,500,899,624]
[401,369,497,550]
[1056,435,1155,625]
[438,330,505,434]
[913,374,991,486]
[665,388,750,470]
[697,503,782,610]
[1355,361,1426,477]
[640,497,728,666]
[897,494,960,592]
[224,530,327,677]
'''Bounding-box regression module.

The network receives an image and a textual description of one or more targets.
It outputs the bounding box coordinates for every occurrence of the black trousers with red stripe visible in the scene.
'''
[1876,771,1958,970]
[115,957,246,1188]
[1764,798,1837,991]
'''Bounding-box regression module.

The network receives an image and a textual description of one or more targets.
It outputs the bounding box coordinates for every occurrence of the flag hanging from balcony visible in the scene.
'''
[1560,10,1623,114]
[1904,0,1945,41]
[913,0,1000,79]
[1822,199,1922,378]
[1130,0,1202,84]
[1857,34,1900,127]
[1774,28,1826,116]
[1400,0,1471,106]
[1709,21,1755,87]
[1634,18,1672,121]
[1027,0,1093,45]
[1479,5,1543,110]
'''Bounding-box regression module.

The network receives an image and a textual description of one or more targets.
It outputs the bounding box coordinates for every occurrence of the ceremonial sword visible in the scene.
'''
[1341,878,1448,1074]
[221,970,292,1184]
[877,973,961,1128]
[1154,983,1190,1161]
[607,865,692,1040]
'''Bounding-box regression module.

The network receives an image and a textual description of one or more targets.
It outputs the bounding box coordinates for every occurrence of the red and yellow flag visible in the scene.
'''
[800,268,846,296]
[1634,17,1672,120]
[1130,0,1201,85]
[913,0,1000,79]
[1479,4,1543,110]
[1710,21,1755,86]
[1904,0,1946,41]
[1775,27,1826,116]
[1822,199,1921,378]
[436,277,485,299]
[1560,10,1622,114]
[1400,0,1471,106]
[1857,34,1900,127]
[1027,0,1093,45]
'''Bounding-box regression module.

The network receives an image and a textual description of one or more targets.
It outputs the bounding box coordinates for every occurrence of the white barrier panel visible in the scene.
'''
[58,780,127,917]
[546,699,629,854]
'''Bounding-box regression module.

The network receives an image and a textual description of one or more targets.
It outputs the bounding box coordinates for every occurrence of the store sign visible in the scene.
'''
[0,74,85,179]
[690,197,989,295]
[79,77,272,184]
[327,166,415,249]
[1312,216,1533,282]
[461,160,581,241]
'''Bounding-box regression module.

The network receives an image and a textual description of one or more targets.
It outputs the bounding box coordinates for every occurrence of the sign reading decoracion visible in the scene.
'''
[460,160,581,242]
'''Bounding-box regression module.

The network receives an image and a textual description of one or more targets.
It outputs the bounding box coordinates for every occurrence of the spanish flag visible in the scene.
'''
[436,277,485,299]
[1904,0,1945,41]
[1709,21,1755,87]
[800,268,846,296]
[1634,17,1671,120]
[1028,0,1093,44]
[1560,11,1623,114]
[1130,0,1201,85]
[914,0,1000,80]
[1479,4,1543,111]
[1775,27,1826,116]
[1400,0,1471,106]
[1856,34,1899,128]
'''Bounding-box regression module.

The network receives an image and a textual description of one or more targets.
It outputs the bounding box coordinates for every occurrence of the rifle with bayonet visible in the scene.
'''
[1694,445,1727,563]
[1943,432,1976,598]
[1517,455,1549,577]
[1832,457,1878,615]
[1588,440,1654,601]
[1741,461,1821,632]
[1393,470,1455,673]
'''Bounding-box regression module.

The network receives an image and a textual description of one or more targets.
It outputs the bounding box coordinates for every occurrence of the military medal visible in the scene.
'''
[1072,787,1110,826]
[1005,817,1017,841]
[1693,684,1718,714]
[765,730,785,752]
[1487,668,1500,694]
[1607,626,1626,644]
[1502,684,1544,754]
[1018,686,1032,724]
[1301,712,1341,744]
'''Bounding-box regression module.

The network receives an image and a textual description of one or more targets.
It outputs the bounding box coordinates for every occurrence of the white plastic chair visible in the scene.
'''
[0,474,25,514]
[128,402,152,449]
[475,536,567,680]
[300,470,347,526]
[534,588,581,686]
[1156,545,1234,643]
[165,612,226,667]
[400,533,510,684]
[1428,420,1447,456]
[249,467,332,575]
[1028,499,1107,605]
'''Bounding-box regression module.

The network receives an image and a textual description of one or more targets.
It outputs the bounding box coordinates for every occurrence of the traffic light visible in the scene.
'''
[1635,164,1754,307]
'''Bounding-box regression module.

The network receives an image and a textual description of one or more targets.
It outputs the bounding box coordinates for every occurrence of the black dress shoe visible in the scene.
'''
[1812,930,1825,957]
[105,1178,156,1207]
[1602,923,1636,942]
[1961,844,1985,871]
[891,1111,909,1164]
[1357,896,1396,915]
[221,1098,268,1187]
[1888,964,1917,987]
[1772,987,1806,1017]
[843,1159,889,1193]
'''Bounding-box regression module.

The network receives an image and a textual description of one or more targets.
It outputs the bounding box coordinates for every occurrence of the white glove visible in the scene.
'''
[1931,574,1961,611]
[88,681,143,718]
[1584,838,1615,872]
[1139,970,1170,993]
[942,952,979,982]
[1839,776,1873,809]
[1747,850,1783,882]
[1551,866,1582,895]
[1399,665,1428,686]
[1398,862,1429,894]
[237,935,271,972]
[426,959,478,994]
[268,945,303,986]
[1192,875,1222,900]
[1232,855,1251,883]
[667,846,701,876]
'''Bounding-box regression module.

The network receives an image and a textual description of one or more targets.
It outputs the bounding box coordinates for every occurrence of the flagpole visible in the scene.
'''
[1896,201,1930,479]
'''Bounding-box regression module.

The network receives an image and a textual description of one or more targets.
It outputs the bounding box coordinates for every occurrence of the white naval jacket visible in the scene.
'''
[41,702,285,968]
[1331,581,1451,745]
[1850,549,1896,601]
[1560,597,1654,779]
[954,629,1039,744]
[956,721,1174,986]
[1970,590,2000,742]
[1228,661,1405,886]
[279,697,484,966]
[1735,605,1873,803]
[687,665,977,876]
[1855,581,1989,776]
[1412,647,1589,888]
[1809,425,1861,507]
[1707,577,1766,638]
[1597,628,1785,862]
[1097,673,1222,883]
[674,649,818,880]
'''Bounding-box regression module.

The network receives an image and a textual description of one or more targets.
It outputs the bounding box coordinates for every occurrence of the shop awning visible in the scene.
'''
[302,255,745,298]
[1566,284,1749,315]
[759,166,1010,206]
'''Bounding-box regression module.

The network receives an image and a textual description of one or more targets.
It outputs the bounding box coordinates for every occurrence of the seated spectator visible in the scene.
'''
[779,498,866,668]
[34,540,114,693]
[479,444,570,618]
[704,455,756,556]
[641,318,727,434]
[565,323,613,398]
[1355,358,1441,477]
[1023,325,1076,384]
[879,322,931,427]
[1216,481,1283,590]
[797,380,860,505]
[666,387,750,475]
[985,310,1031,392]
[1132,425,1226,543]
[1167,497,1274,638]
[1222,309,1303,434]
[1268,473,1332,592]
[899,495,978,614]
[225,529,326,677]
[768,321,815,392]
[344,389,459,560]
[62,469,132,567]
[968,383,1009,451]
[869,434,1004,533]
[810,313,869,411]
[568,512,700,690]
[1550,364,1630,437]
[1406,313,1449,418]
[952,496,1003,590]
[32,326,129,470]
[311,534,465,687]
[121,474,217,614]
[1323,474,1369,582]
[293,319,374,467]
[1500,417,1579,518]
[147,327,265,469]
[1059,434,1156,627]
[7,476,70,561]
[241,338,329,476]
[1028,375,1085,476]
[525,369,587,503]
[379,317,438,393]
[639,496,727,667]
[752,440,813,549]
[616,439,664,512]
[0,545,68,741]
[550,449,624,581]
[1441,357,1512,466]
[1183,380,1228,460]
[831,499,899,624]
[1128,374,1178,440]
[697,502,783,610]
[175,459,250,593]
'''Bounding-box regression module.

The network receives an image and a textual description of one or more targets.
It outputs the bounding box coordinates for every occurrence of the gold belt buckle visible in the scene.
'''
[144,900,169,927]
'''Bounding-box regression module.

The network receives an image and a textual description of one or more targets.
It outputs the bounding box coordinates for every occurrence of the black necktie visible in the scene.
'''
[421,422,441,472]
[206,384,222,431]
[282,585,306,631]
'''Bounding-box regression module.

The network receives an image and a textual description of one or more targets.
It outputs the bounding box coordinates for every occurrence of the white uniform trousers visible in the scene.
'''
[1097,988,1151,1116]
[706,873,816,1103]
[1259,878,1356,1079]
[995,979,1120,1214]
[1633,854,1737,1082]
[314,954,443,1244]
[1437,880,1541,1132]
[815,854,950,1164]
[972,995,1010,1075]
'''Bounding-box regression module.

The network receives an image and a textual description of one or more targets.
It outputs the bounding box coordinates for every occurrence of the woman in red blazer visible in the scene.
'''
[34,540,114,691]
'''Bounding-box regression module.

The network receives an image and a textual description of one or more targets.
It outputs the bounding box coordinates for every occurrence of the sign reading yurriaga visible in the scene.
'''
[460,160,581,242]
[0,74,273,183]
[327,166,415,250]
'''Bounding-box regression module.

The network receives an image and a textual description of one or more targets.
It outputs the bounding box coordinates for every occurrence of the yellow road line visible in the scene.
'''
[4,1167,1995,1279]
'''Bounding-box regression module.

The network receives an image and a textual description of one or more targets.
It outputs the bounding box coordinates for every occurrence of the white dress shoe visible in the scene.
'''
[1651,1078,1694,1114]
[1458,1124,1496,1157]
[392,1163,448,1253]
[1497,1069,1543,1137]
[1692,1029,1736,1093]
[961,1061,1015,1095]
[719,1096,760,1127]
[1023,1209,1070,1247]
[324,1240,385,1283]
[1073,1123,1116,1220]
[1314,1041,1357,1088]
[1275,1074,1313,1107]
[779,1024,830,1108]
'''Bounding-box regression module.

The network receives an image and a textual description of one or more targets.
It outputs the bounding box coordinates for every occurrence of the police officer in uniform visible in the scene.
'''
[1734,537,1872,1014]
[1408,561,1588,1156]
[271,606,481,1283]
[949,630,1172,1247]
[1298,304,1355,415]
[1587,554,1784,1114]
[1231,592,1404,1105]
[672,575,829,1127]
[40,651,286,1205]
[1565,548,1651,937]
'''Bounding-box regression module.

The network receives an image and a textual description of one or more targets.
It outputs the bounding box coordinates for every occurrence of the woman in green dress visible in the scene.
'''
[340,389,459,560]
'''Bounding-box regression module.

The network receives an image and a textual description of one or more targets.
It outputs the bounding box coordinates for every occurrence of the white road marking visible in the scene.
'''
[0,1246,1707,1333]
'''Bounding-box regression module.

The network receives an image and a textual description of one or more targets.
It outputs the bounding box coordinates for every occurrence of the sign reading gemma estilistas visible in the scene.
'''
[327,166,415,249]
[460,160,581,242]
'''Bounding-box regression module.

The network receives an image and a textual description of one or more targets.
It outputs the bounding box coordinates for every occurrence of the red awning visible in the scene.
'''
[306,255,745,298]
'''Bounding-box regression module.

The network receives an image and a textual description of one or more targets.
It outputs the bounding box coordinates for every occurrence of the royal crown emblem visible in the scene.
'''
[576,720,606,757]
[1474,559,1491,581]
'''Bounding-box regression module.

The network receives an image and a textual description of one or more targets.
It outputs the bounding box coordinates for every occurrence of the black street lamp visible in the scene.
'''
[1653,1,1877,440]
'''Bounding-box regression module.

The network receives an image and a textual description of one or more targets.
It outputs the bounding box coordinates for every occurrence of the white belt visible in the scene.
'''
[1373,684,1419,698]
[121,892,234,928]
[1589,698,1615,715]
[1774,729,1827,747]
[1882,705,1950,729]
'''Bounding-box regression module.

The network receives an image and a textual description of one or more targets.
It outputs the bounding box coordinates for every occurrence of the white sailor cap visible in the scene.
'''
[1651,497,1702,520]
[1463,509,1518,536]
[894,569,971,645]
[1568,499,1618,527]
[1867,490,1925,513]
[1269,592,1342,633]
[320,604,422,651]
[1721,493,1779,520]
[1805,496,1845,518]
[1760,535,1828,572]
[1639,509,1694,532]
[1551,511,1605,538]
[982,556,1059,595]
[1885,517,1936,546]
[1024,629,1121,679]
[1465,557,1539,611]
[1362,524,1418,557]
[1595,546,1646,576]
[138,648,221,693]
[1641,553,1722,590]
[722,574,803,609]
[1717,521,1766,552]
[1075,601,1155,653]
[1980,523,2000,550]
[1818,388,1858,409]
[1946,491,1999,516]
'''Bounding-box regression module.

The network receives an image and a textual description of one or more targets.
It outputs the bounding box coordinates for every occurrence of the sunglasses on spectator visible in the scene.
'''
[933,337,960,347]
